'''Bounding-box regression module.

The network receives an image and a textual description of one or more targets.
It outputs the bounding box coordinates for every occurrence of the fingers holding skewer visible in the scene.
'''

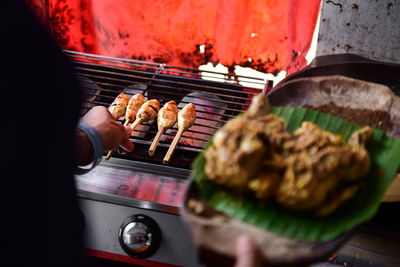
[163,103,196,164]
[149,100,178,156]
[129,98,160,130]
[107,98,159,160]
[106,98,160,160]
[104,95,194,163]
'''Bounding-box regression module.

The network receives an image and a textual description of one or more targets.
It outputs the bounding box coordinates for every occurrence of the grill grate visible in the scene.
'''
[66,50,270,168]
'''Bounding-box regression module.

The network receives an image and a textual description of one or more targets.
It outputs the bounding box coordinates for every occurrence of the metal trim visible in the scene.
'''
[85,248,182,267]
[100,157,190,179]
[76,157,188,215]
[77,189,180,215]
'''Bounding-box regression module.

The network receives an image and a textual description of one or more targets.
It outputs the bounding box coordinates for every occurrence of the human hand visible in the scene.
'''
[234,235,264,267]
[80,106,134,152]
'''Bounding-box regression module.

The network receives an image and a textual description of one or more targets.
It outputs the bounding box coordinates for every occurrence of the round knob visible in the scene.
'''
[119,214,161,258]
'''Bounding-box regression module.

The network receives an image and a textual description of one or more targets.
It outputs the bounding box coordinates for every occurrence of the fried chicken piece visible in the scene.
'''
[205,117,268,190]
[314,183,363,216]
[283,122,344,154]
[248,170,282,200]
[204,94,373,216]
[276,123,373,215]
[276,146,354,211]
[349,126,374,148]
[205,95,288,192]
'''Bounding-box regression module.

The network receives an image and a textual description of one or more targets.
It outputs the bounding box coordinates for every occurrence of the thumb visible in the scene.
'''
[120,126,134,152]
[120,137,134,152]
[234,236,263,267]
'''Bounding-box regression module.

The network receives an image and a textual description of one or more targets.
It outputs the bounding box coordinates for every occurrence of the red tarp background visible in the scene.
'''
[27,0,320,75]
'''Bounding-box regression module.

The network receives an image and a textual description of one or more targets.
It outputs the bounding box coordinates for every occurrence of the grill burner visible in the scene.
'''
[68,50,269,169]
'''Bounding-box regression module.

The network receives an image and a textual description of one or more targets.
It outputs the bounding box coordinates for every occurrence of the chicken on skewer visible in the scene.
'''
[163,103,196,164]
[105,93,130,160]
[108,93,130,120]
[124,94,146,126]
[105,93,146,160]
[129,99,160,132]
[149,101,178,156]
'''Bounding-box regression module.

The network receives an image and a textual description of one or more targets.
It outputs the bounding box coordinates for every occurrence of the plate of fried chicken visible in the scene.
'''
[181,77,400,266]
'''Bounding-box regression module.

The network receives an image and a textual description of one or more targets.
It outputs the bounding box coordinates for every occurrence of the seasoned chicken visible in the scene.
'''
[163,103,196,164]
[149,101,178,156]
[109,93,129,120]
[178,103,196,131]
[158,100,178,129]
[135,99,160,123]
[125,94,146,123]
[205,95,289,194]
[205,112,288,192]
[276,123,373,214]
[204,94,374,216]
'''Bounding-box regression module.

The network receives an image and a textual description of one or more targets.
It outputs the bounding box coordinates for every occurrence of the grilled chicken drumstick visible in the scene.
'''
[163,103,196,164]
[130,99,160,131]
[149,101,178,156]
[124,94,146,126]
[105,93,130,160]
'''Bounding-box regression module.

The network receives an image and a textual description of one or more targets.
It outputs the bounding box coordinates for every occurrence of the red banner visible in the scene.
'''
[27,0,320,75]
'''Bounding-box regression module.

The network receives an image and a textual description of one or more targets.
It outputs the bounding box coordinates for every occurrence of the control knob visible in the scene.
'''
[119,214,161,258]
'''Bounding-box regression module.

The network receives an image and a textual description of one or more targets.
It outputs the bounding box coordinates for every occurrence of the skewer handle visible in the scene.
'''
[130,117,144,130]
[105,119,138,161]
[149,127,166,156]
[163,127,185,164]
[105,149,113,160]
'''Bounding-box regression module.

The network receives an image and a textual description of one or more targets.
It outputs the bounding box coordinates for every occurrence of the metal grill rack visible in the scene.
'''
[66,50,271,168]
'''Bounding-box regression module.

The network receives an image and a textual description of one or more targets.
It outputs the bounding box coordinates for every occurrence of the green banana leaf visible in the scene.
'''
[192,106,400,242]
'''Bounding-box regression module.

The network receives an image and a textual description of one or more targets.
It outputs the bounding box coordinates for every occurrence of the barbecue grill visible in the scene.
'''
[70,50,271,266]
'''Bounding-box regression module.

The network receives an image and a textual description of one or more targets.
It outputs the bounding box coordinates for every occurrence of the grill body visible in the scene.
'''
[70,50,268,266]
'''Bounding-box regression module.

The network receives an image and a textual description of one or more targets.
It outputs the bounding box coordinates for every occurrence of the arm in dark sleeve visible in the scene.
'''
[0,1,87,266]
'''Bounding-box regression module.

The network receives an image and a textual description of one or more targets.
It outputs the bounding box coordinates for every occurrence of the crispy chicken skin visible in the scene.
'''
[109,93,130,120]
[204,94,373,216]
